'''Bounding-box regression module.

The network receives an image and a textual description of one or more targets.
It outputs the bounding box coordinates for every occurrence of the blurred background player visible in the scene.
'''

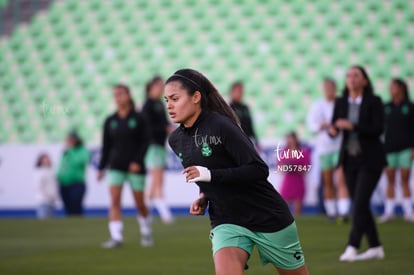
[330,66,386,262]
[229,81,260,150]
[34,153,58,219]
[307,78,350,222]
[143,76,174,224]
[278,131,311,216]
[98,84,152,248]
[57,131,89,216]
[380,78,414,223]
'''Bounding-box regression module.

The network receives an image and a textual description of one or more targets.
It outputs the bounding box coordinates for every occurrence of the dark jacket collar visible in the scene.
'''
[115,108,135,119]
[179,110,208,132]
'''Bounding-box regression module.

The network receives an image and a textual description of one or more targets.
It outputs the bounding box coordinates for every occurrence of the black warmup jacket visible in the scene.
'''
[142,98,169,146]
[168,111,293,232]
[384,100,414,153]
[98,110,150,174]
[230,101,257,141]
[331,94,387,171]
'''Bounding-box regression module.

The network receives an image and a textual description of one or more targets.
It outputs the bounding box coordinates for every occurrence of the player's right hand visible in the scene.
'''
[190,193,208,216]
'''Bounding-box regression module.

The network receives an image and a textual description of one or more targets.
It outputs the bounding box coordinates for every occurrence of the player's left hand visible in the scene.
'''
[190,193,208,215]
[183,166,211,183]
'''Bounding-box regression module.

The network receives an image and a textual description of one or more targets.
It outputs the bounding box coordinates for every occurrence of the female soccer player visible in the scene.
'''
[165,69,309,275]
[143,76,174,224]
[98,84,152,248]
[380,78,414,222]
[307,78,350,221]
[329,66,386,262]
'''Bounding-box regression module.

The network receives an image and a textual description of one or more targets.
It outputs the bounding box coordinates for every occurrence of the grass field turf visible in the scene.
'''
[0,216,413,275]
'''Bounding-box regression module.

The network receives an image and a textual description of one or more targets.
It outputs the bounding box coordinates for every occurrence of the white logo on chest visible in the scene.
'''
[192,128,222,148]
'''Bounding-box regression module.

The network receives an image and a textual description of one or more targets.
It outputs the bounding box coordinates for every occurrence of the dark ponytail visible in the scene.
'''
[145,82,152,99]
[114,83,135,109]
[392,78,409,100]
[166,69,240,127]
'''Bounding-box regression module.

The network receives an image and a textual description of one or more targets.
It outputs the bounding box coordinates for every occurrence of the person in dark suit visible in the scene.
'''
[328,65,387,262]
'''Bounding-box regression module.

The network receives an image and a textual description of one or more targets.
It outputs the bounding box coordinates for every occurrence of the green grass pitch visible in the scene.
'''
[0,216,413,274]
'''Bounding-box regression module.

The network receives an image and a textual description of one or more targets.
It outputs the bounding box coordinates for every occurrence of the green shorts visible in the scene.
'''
[107,170,145,191]
[319,151,339,170]
[210,222,305,270]
[145,144,167,169]
[387,149,413,169]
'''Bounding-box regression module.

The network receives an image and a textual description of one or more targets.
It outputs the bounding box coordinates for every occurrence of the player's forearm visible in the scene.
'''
[210,162,268,185]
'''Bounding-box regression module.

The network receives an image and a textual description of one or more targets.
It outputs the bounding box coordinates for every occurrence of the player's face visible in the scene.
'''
[164,81,201,125]
[323,81,336,100]
[150,79,164,99]
[231,85,243,102]
[113,87,131,109]
[41,155,51,167]
[65,135,75,148]
[286,134,297,149]
[346,67,367,92]
[389,81,401,100]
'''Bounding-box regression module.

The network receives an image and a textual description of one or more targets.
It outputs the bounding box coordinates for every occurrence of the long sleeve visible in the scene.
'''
[98,118,111,170]
[142,99,169,145]
[245,107,257,140]
[73,147,90,167]
[209,120,268,185]
[168,111,294,232]
[353,96,384,138]
[307,101,322,134]
[133,114,150,164]
[40,169,58,202]
[142,101,150,114]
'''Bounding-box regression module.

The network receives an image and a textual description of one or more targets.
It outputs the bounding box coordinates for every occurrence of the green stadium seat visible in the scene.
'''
[1,0,413,143]
[0,0,8,8]
[84,0,102,11]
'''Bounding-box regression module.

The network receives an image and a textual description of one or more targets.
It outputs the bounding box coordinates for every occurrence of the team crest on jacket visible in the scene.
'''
[128,118,137,128]
[110,120,118,129]
[401,104,409,115]
[201,143,212,157]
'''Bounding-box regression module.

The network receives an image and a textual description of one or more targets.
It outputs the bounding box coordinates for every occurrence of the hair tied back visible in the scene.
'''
[172,73,207,94]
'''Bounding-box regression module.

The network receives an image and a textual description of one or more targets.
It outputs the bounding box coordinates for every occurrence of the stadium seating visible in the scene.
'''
[0,0,7,9]
[0,0,413,144]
